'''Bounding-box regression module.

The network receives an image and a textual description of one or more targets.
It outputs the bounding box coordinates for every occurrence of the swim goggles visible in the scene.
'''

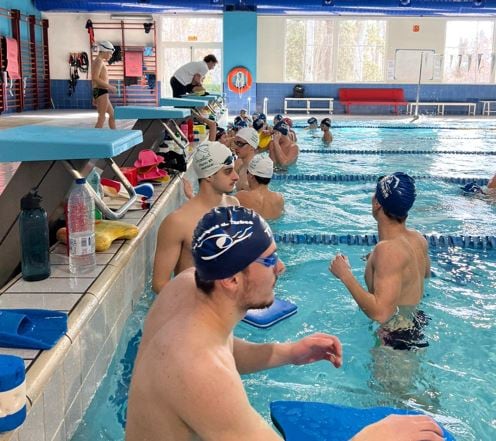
[222,153,237,166]
[255,251,278,268]
[233,139,250,148]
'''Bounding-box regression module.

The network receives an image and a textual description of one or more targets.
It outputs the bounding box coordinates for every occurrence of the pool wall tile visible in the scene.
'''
[62,338,82,414]
[50,422,66,441]
[17,396,45,441]
[64,393,82,440]
[42,369,65,441]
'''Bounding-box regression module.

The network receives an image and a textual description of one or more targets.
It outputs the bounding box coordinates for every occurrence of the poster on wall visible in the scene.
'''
[387,60,395,80]
[394,49,435,82]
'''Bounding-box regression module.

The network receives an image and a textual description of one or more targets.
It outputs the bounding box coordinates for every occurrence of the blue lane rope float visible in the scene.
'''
[273,233,496,249]
[272,174,489,186]
[299,149,496,156]
[294,124,496,130]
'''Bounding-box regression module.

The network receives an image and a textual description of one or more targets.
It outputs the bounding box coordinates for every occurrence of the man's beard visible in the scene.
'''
[241,275,277,311]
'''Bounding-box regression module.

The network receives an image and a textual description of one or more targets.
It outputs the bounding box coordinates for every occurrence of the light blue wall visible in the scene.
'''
[0,0,42,41]
[223,11,257,112]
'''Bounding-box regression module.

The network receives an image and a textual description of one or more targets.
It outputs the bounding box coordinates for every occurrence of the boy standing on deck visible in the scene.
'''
[92,41,117,129]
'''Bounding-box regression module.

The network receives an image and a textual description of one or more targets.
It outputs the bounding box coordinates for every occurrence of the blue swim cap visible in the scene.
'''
[273,121,289,136]
[307,117,318,125]
[235,120,248,129]
[461,182,484,194]
[375,172,416,218]
[253,118,264,131]
[192,207,274,280]
[273,114,284,124]
[258,113,267,121]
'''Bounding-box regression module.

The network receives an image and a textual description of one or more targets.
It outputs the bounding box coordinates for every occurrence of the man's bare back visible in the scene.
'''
[236,188,284,220]
[364,229,429,307]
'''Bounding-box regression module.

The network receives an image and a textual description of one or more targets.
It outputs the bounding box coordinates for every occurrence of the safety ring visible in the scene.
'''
[227,66,253,94]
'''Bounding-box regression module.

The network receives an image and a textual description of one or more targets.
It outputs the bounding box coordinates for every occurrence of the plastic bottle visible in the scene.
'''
[67,178,96,275]
[19,189,50,281]
[187,118,194,143]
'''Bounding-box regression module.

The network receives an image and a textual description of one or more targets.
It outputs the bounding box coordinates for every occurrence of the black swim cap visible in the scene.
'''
[192,206,273,280]
[273,121,289,136]
[321,118,331,128]
[375,172,416,218]
[307,117,318,125]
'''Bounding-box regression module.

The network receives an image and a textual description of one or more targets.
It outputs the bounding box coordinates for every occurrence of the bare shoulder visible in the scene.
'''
[236,190,252,205]
[225,194,240,206]
[373,240,408,268]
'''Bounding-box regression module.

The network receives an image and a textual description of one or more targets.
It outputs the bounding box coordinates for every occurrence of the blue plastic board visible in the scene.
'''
[114,106,190,120]
[0,125,143,162]
[270,401,456,441]
[159,97,208,108]
[242,298,297,328]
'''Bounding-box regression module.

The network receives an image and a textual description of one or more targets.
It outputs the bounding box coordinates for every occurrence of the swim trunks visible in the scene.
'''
[377,310,430,351]
[93,88,109,99]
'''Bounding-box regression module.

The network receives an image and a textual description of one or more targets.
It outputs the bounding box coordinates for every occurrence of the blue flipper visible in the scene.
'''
[0,309,68,350]
[270,401,456,441]
[242,298,297,328]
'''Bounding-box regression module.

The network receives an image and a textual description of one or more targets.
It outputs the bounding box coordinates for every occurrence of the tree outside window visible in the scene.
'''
[336,20,386,82]
[443,21,494,83]
[285,19,333,82]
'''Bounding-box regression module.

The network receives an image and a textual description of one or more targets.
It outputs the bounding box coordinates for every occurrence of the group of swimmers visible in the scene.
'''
[125,102,446,439]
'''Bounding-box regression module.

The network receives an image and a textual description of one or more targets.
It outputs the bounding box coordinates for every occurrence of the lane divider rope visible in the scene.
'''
[299,149,496,156]
[274,232,496,249]
[294,124,496,130]
[272,174,488,185]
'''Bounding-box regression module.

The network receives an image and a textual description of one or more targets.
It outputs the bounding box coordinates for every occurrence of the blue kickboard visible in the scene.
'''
[270,401,456,441]
[0,309,68,350]
[242,298,297,328]
[180,94,217,103]
[114,106,190,120]
[159,97,208,108]
[0,125,143,162]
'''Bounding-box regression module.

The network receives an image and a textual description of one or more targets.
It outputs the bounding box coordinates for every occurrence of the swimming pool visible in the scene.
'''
[71,120,496,441]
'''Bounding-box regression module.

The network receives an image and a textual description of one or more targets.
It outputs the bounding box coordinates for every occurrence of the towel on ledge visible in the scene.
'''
[5,38,21,80]
[125,51,143,77]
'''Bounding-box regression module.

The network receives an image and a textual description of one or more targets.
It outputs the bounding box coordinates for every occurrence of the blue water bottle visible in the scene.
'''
[19,189,50,281]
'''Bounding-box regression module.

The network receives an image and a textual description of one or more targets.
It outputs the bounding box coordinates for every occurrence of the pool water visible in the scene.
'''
[72,120,496,441]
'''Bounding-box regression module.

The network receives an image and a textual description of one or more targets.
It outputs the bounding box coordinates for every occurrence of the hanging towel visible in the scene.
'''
[125,51,143,77]
[5,38,21,80]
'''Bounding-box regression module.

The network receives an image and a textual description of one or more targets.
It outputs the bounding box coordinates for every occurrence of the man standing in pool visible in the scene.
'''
[126,206,443,441]
[151,141,239,294]
[329,172,431,350]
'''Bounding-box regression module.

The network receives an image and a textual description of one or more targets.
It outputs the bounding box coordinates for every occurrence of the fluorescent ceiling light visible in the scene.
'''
[111,14,153,21]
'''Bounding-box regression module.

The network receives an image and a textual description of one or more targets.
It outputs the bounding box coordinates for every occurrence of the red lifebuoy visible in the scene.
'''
[227,67,253,94]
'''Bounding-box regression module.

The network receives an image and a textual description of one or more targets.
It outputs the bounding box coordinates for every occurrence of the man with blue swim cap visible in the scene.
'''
[330,172,431,351]
[128,205,442,441]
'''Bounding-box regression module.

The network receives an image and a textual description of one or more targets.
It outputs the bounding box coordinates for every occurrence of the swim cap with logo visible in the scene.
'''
[192,206,274,280]
[273,121,289,136]
[273,114,284,124]
[282,117,293,128]
[308,117,318,125]
[460,182,485,194]
[193,141,235,179]
[236,127,259,149]
[97,41,115,53]
[375,172,416,218]
[248,156,273,179]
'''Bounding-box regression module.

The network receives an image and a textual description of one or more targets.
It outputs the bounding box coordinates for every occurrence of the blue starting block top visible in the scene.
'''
[114,106,190,120]
[160,97,208,108]
[0,125,143,162]
[180,94,217,103]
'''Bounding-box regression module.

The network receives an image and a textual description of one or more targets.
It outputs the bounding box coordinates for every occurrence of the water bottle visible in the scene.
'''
[180,123,189,141]
[19,189,50,281]
[67,178,96,275]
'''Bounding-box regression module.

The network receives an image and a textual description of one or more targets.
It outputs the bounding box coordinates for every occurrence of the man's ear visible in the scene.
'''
[218,273,241,296]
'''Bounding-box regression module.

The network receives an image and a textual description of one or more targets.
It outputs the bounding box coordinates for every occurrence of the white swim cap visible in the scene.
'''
[193,141,236,179]
[248,156,273,179]
[98,41,115,53]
